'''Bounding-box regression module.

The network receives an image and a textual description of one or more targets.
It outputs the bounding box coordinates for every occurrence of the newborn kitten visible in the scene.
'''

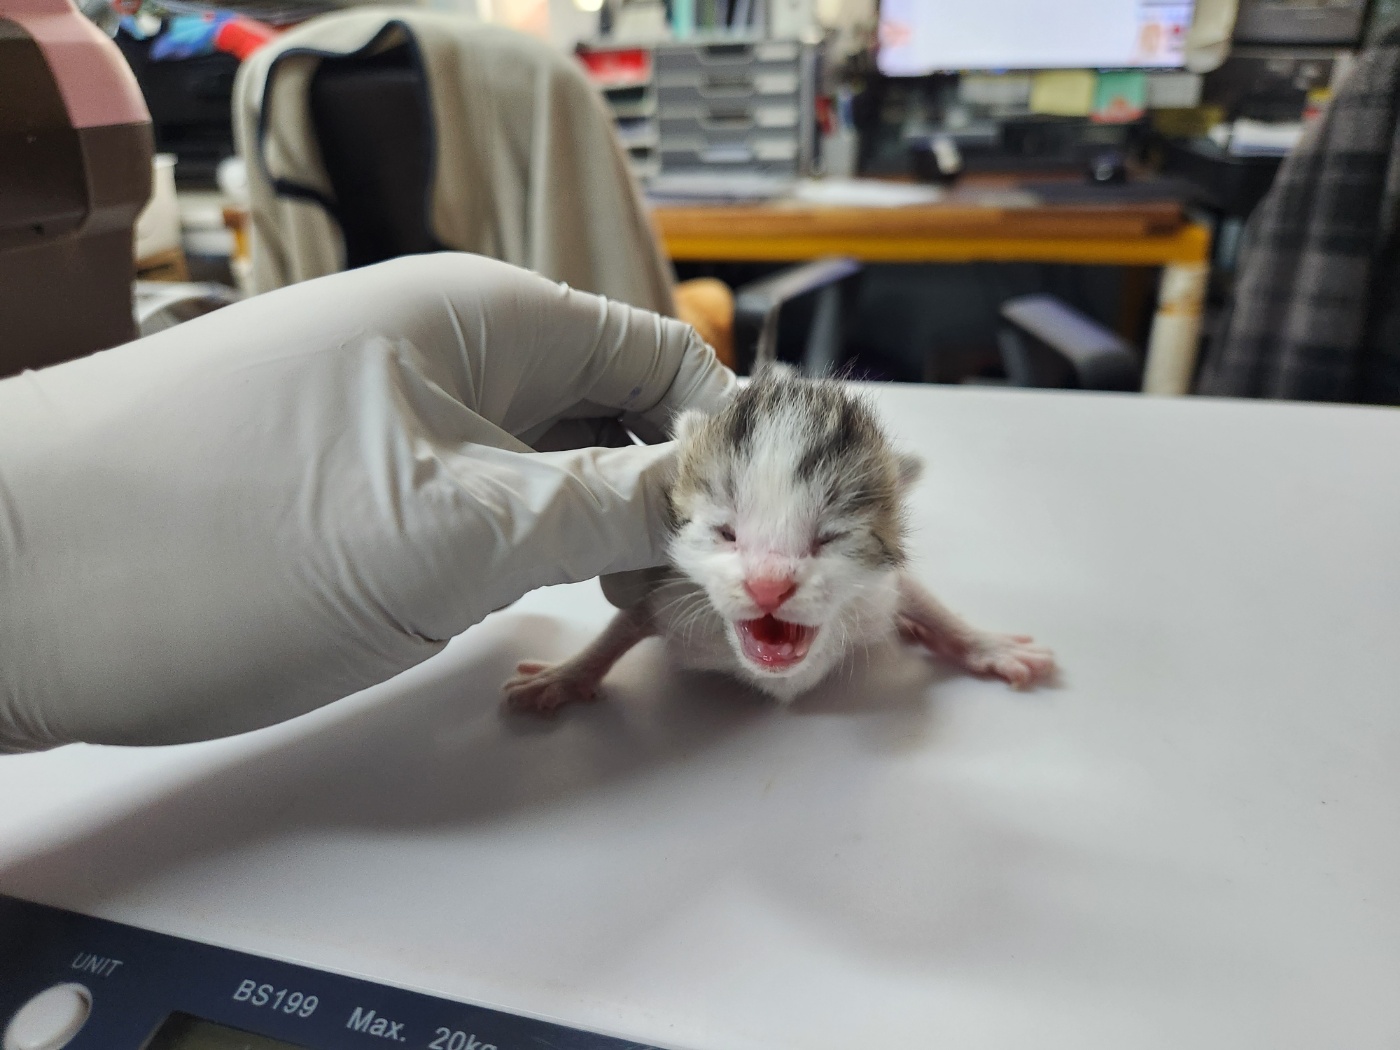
[504,366,1054,712]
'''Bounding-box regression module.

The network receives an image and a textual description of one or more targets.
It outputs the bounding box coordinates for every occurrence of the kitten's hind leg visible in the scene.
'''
[503,603,657,715]
[896,575,1055,689]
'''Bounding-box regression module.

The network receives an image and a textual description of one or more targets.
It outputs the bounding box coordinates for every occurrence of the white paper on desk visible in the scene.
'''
[646,172,796,202]
[1228,119,1304,156]
[791,178,945,207]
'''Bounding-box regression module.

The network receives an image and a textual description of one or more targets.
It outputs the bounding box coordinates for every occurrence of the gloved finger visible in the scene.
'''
[406,252,737,439]
[207,252,734,446]
[380,442,679,642]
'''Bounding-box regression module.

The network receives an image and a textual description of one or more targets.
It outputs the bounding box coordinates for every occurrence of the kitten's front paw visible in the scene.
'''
[961,634,1056,689]
[502,661,601,715]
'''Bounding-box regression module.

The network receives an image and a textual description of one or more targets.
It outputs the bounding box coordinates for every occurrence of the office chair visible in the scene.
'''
[995,294,1143,391]
[252,25,855,374]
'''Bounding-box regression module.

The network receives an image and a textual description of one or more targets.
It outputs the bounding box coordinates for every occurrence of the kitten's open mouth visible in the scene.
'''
[735,616,817,670]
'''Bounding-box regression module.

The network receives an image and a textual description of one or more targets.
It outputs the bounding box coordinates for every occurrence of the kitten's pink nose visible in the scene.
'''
[744,575,797,613]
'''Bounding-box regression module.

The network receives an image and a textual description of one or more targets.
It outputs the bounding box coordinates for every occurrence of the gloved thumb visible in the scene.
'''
[403,441,678,640]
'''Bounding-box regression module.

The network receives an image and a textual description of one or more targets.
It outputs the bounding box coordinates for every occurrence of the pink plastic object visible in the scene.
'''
[0,0,148,129]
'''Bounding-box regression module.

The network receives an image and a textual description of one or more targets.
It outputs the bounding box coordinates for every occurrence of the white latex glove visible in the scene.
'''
[0,253,735,751]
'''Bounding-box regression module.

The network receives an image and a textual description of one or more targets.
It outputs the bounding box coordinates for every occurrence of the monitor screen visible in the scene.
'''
[877,0,1195,74]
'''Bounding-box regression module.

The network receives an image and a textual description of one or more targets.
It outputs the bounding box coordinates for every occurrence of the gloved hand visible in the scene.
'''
[0,253,735,751]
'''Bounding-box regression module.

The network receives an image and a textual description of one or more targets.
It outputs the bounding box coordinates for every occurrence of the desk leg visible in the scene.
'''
[1142,261,1208,395]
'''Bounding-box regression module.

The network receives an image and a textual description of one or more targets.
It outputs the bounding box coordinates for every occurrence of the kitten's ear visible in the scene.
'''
[895,451,924,491]
[672,409,708,444]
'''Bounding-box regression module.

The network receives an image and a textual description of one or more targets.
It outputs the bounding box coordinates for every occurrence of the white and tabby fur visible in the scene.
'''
[504,366,1054,713]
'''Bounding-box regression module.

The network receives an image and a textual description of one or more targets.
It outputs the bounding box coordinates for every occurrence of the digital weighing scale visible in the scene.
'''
[4,387,1399,1050]
[1,894,652,1049]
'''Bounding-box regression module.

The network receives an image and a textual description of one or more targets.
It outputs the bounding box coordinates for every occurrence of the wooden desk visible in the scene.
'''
[652,191,1211,395]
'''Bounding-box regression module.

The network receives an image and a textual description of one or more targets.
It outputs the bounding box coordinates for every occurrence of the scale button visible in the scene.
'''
[2,984,92,1050]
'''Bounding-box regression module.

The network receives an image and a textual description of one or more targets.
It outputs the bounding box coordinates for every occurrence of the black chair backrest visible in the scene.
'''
[998,293,1142,391]
[307,43,441,269]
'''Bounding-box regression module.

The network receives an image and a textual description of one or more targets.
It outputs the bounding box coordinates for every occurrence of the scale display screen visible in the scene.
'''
[145,1013,312,1050]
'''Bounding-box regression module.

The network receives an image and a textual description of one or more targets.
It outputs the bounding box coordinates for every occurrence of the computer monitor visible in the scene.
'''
[877,0,1196,75]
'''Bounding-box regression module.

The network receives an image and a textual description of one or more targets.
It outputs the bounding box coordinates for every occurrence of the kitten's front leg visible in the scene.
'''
[896,575,1055,689]
[503,603,657,715]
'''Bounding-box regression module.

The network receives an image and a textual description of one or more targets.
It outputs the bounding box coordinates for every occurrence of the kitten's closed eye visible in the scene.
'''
[815,531,848,549]
[715,525,736,543]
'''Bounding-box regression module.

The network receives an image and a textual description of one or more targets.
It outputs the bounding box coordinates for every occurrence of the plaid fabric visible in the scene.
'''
[1200,28,1400,403]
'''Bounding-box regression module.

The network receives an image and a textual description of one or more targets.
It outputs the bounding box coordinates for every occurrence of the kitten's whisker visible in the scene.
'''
[653,588,706,618]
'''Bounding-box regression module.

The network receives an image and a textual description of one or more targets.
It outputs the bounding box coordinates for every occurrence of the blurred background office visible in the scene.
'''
[4,0,1398,400]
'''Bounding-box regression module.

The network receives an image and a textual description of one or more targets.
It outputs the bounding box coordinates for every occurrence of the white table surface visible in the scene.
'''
[2,385,1398,1050]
